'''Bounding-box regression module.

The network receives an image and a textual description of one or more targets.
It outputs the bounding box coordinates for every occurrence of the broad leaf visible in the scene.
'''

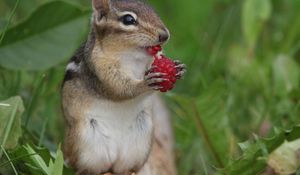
[0,96,24,149]
[0,1,90,70]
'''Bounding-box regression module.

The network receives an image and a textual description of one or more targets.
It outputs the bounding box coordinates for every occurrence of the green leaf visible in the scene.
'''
[0,96,24,150]
[12,144,67,175]
[23,144,50,175]
[50,145,64,175]
[0,1,90,70]
[242,0,272,49]
[273,55,300,96]
[0,146,18,175]
[224,126,300,175]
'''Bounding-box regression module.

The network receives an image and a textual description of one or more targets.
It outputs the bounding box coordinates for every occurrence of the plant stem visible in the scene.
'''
[191,100,224,169]
[208,6,235,66]
[0,153,36,168]
[0,99,20,158]
[1,146,18,175]
[282,12,300,53]
[38,116,49,146]
[24,73,45,128]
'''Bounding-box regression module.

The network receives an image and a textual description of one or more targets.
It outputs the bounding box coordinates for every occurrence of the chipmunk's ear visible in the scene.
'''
[92,0,111,22]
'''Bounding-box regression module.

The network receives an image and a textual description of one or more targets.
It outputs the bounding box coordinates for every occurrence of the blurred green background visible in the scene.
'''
[0,0,300,174]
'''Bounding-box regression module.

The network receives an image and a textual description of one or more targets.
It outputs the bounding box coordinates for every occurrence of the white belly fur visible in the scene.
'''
[77,94,154,173]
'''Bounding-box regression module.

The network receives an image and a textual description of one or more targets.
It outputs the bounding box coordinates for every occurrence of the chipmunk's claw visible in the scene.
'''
[144,72,166,80]
[174,60,186,70]
[147,78,168,85]
[149,85,164,90]
[176,70,186,80]
[174,60,186,80]
[145,66,158,75]
[144,72,168,91]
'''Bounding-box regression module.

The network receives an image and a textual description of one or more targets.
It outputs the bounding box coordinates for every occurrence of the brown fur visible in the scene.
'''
[111,0,165,29]
[62,0,176,174]
[87,41,151,101]
[137,94,176,175]
[62,79,93,168]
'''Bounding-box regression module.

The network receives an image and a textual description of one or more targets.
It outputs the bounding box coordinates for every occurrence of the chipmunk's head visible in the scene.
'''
[92,0,169,54]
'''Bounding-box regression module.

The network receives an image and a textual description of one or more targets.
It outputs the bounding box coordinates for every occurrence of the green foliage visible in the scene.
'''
[268,139,300,174]
[0,0,300,174]
[272,55,300,97]
[242,0,272,51]
[7,144,71,175]
[22,144,64,175]
[50,146,64,175]
[225,126,300,174]
[170,81,231,170]
[0,96,24,150]
[0,1,90,70]
[23,145,53,174]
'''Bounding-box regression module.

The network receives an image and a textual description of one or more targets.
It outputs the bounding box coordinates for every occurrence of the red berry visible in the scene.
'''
[146,45,183,92]
[148,54,177,92]
[146,47,157,55]
[146,45,162,55]
[153,45,162,52]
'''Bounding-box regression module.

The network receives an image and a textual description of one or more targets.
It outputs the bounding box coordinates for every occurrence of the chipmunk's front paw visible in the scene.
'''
[174,60,186,80]
[144,72,168,91]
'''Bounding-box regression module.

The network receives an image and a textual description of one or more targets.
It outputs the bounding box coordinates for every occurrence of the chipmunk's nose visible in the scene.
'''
[159,31,170,43]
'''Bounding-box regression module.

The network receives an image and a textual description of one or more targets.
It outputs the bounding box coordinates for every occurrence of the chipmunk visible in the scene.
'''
[61,0,185,174]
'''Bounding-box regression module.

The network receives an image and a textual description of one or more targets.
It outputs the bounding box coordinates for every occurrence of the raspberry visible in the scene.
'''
[146,45,177,92]
[146,45,162,55]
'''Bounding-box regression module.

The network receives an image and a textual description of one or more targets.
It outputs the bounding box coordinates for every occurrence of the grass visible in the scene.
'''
[1,0,300,174]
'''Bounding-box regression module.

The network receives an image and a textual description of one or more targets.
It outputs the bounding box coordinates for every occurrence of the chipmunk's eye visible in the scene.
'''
[122,14,137,25]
